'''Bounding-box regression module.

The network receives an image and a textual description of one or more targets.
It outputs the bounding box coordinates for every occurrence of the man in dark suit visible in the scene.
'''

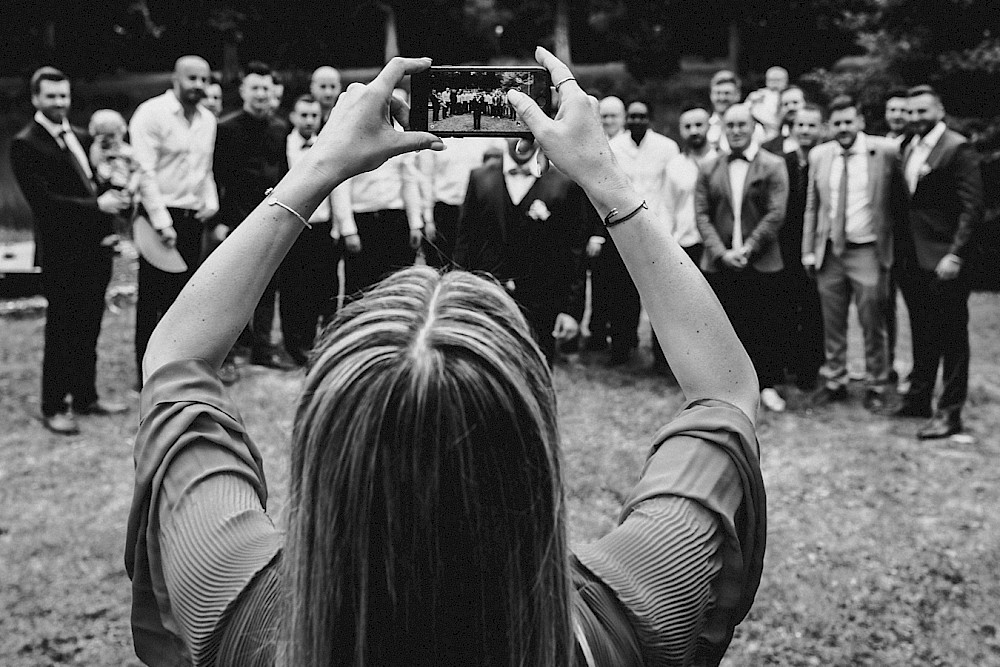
[779,102,826,390]
[695,103,789,412]
[893,85,984,438]
[453,139,592,363]
[214,61,294,369]
[10,67,129,434]
[471,94,484,130]
[803,96,907,411]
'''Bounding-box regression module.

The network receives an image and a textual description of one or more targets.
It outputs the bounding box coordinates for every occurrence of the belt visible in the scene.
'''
[167,208,199,219]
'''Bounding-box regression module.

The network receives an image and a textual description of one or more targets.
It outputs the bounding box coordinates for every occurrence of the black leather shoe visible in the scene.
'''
[250,353,298,371]
[917,414,962,440]
[889,401,933,419]
[863,390,888,412]
[810,385,848,407]
[43,412,80,435]
[75,398,128,415]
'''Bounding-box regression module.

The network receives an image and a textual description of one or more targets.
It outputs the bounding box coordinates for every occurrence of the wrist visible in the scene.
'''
[581,170,640,221]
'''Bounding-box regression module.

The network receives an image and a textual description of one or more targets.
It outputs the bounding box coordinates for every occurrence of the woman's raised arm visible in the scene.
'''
[141,58,443,381]
[508,48,759,422]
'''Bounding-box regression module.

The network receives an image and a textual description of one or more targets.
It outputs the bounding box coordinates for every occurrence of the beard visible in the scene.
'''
[686,134,707,150]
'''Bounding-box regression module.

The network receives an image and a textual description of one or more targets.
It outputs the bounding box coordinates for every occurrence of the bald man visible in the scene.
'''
[310,66,342,125]
[130,55,222,384]
[747,66,789,139]
[599,96,625,138]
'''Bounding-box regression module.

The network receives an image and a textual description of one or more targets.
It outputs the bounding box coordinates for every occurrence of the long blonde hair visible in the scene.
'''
[283,266,573,666]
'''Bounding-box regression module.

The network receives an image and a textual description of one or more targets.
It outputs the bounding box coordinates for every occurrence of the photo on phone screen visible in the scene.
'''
[410,66,551,137]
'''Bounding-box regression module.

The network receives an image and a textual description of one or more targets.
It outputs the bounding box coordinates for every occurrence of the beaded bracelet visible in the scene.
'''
[263,188,312,229]
[603,200,647,228]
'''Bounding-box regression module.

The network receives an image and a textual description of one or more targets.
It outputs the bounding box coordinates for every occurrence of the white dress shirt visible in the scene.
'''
[417,137,506,215]
[727,143,759,249]
[336,132,422,236]
[829,133,875,244]
[609,129,679,224]
[664,148,718,248]
[286,131,335,228]
[502,150,541,206]
[34,111,93,181]
[129,90,218,214]
[905,121,947,194]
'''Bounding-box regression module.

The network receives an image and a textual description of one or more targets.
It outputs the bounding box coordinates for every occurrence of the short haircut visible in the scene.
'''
[711,70,741,91]
[780,85,804,99]
[907,84,941,102]
[828,94,858,115]
[294,94,319,107]
[626,98,653,117]
[88,109,127,136]
[794,102,826,122]
[680,104,710,116]
[30,66,68,95]
[884,87,909,104]
[242,60,274,82]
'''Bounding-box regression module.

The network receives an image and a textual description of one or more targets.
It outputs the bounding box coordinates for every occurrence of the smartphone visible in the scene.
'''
[410,66,552,138]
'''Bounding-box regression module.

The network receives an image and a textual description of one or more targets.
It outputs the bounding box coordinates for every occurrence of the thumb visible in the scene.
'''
[507,90,551,136]
[389,132,445,158]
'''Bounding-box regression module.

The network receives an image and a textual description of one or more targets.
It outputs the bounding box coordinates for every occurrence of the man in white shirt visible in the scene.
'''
[129,55,220,384]
[10,67,130,434]
[417,137,505,267]
[696,104,789,411]
[281,94,342,364]
[599,96,625,139]
[310,66,342,126]
[883,87,910,143]
[651,106,717,372]
[707,71,766,153]
[603,99,679,364]
[336,89,423,299]
[746,66,789,140]
[802,96,905,411]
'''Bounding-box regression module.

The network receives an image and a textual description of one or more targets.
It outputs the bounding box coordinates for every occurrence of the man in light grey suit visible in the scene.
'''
[803,95,907,411]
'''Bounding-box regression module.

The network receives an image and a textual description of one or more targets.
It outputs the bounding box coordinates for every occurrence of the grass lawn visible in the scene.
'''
[2,255,999,665]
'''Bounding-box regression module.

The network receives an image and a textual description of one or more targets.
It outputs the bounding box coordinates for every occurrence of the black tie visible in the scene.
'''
[728,150,746,162]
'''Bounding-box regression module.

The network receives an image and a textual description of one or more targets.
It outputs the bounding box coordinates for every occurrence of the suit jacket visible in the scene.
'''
[780,150,809,275]
[802,135,905,270]
[453,161,592,320]
[214,110,289,230]
[9,120,113,270]
[901,128,984,272]
[695,149,788,273]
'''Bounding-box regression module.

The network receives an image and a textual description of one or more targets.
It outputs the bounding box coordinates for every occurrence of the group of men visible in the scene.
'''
[11,57,984,441]
[592,67,983,439]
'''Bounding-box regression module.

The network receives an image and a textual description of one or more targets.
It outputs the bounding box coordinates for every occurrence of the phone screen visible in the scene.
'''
[410,66,551,137]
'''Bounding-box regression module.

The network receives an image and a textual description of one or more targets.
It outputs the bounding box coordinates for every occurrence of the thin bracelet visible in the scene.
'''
[603,200,647,228]
[263,188,312,229]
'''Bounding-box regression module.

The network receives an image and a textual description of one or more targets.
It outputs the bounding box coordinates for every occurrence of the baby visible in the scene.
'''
[87,109,172,236]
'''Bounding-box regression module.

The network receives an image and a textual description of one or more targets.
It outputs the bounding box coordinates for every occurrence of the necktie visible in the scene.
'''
[832,149,849,256]
[60,129,97,196]
[508,165,532,176]
[728,150,746,162]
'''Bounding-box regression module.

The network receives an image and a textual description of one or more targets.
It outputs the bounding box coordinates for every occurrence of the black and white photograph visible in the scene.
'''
[1,2,999,665]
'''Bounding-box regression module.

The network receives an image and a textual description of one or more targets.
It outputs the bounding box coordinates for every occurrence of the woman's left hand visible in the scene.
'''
[309,57,444,185]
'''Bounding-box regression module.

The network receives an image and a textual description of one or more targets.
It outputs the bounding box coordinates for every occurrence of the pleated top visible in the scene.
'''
[126,359,765,666]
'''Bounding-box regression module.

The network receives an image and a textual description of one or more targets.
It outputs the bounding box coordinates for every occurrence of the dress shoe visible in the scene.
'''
[917,414,963,440]
[760,387,786,412]
[889,400,932,419]
[218,360,240,385]
[43,412,80,435]
[75,398,128,415]
[863,390,888,412]
[250,352,298,371]
[810,384,848,407]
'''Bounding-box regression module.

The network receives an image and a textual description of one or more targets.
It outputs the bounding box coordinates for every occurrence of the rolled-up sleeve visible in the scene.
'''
[125,359,282,667]
[574,398,765,666]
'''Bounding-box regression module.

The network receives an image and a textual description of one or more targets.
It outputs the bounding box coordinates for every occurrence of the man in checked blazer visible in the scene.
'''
[10,67,130,434]
[892,85,983,439]
[453,139,593,364]
[802,95,907,412]
[695,104,789,412]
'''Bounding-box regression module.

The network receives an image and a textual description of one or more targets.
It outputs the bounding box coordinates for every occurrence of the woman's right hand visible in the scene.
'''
[506,47,632,201]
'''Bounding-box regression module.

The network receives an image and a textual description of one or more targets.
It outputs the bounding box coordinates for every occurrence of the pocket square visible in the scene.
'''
[527,199,552,221]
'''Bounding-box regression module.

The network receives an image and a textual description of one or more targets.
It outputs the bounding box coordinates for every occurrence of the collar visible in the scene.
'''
[502,150,541,178]
[683,147,717,164]
[163,89,210,122]
[728,143,758,162]
[919,121,947,150]
[840,132,868,156]
[33,110,71,140]
[289,131,313,149]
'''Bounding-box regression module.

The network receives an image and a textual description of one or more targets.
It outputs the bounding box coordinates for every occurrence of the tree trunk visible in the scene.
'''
[380,2,399,63]
[43,20,56,59]
[554,0,571,64]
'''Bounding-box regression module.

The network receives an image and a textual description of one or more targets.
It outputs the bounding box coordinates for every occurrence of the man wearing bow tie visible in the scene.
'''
[10,67,130,434]
[695,104,789,412]
[892,85,983,439]
[802,96,907,411]
[453,139,593,364]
